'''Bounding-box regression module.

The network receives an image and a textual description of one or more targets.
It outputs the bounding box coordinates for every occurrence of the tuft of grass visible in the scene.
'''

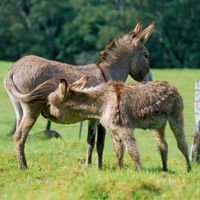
[0,61,200,199]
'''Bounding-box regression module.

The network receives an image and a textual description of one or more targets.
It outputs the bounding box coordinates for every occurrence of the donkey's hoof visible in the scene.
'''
[97,164,103,170]
[187,165,192,172]
[162,167,168,172]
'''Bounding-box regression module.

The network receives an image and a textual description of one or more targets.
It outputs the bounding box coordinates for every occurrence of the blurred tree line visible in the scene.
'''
[0,0,199,68]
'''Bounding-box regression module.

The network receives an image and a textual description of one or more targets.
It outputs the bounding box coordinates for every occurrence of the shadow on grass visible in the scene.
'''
[144,167,176,175]
[101,164,176,175]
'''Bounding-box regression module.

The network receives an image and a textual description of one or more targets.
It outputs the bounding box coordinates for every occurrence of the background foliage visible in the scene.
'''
[0,0,199,68]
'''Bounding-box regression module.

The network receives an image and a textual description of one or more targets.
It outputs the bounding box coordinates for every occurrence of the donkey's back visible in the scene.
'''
[5,55,98,94]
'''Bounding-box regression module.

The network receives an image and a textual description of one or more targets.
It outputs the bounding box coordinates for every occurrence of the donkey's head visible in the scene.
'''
[128,22,154,81]
[97,22,154,82]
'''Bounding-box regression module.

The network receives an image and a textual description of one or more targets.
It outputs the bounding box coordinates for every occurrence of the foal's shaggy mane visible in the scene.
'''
[73,83,105,93]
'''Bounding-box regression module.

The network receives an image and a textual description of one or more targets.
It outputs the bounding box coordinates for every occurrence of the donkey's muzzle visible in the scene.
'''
[130,72,146,81]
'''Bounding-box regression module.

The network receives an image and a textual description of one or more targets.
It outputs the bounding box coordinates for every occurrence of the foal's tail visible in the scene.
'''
[4,74,57,103]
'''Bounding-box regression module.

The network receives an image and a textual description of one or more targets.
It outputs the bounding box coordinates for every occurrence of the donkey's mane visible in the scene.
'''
[96,34,131,65]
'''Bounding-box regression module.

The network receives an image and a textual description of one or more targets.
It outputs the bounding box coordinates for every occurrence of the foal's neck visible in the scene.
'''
[69,89,105,120]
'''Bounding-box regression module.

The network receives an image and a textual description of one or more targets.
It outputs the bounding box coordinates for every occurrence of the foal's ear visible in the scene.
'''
[135,22,154,44]
[71,76,89,90]
[58,79,69,99]
[130,22,142,37]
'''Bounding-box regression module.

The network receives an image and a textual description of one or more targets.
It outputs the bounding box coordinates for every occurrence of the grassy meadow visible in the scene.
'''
[0,61,200,200]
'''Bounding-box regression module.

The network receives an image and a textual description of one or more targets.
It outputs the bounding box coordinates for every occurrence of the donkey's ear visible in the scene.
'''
[58,79,69,99]
[71,76,89,90]
[135,22,154,44]
[130,22,142,37]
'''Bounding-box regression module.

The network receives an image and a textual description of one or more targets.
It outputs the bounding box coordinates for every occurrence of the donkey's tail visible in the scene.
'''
[4,74,57,103]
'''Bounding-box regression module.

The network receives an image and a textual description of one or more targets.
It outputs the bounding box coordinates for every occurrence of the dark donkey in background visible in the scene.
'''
[46,77,191,172]
[4,22,154,169]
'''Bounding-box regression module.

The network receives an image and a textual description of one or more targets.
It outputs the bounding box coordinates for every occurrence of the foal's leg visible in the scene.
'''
[153,124,168,171]
[112,134,124,168]
[14,102,42,169]
[86,120,97,166]
[118,128,142,171]
[169,115,191,172]
[96,123,106,169]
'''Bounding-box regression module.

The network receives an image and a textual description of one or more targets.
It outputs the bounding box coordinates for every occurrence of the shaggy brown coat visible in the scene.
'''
[45,78,191,172]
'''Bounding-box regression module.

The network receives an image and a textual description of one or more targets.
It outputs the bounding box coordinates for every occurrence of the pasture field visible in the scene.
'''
[0,61,200,200]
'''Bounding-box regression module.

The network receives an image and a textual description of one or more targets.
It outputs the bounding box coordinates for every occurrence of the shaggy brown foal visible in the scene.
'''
[44,77,191,172]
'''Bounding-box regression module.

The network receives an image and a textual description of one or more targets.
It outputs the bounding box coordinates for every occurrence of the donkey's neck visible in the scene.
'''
[99,55,130,81]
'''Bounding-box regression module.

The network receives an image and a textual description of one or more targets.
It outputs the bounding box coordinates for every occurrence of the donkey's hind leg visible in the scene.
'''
[168,115,191,172]
[7,95,23,135]
[153,124,168,171]
[14,102,42,169]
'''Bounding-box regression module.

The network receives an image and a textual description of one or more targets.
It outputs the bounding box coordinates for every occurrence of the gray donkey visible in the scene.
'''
[44,77,191,172]
[4,22,154,169]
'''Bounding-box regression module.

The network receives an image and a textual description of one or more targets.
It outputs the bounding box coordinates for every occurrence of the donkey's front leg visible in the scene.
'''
[96,123,106,169]
[86,120,97,166]
[14,103,41,169]
[119,128,143,171]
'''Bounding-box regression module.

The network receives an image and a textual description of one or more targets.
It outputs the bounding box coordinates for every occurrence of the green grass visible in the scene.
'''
[0,61,200,200]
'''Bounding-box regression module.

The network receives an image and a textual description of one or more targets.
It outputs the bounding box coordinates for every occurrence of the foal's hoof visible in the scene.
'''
[19,163,28,170]
[44,130,62,139]
[136,165,143,171]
